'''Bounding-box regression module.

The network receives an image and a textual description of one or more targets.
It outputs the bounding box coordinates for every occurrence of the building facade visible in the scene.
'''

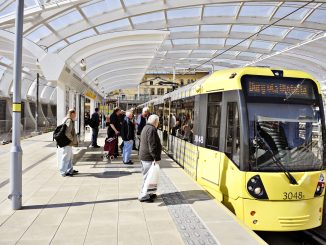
[106,72,208,110]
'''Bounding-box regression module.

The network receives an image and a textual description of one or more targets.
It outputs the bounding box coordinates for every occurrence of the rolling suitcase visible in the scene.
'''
[104,136,117,160]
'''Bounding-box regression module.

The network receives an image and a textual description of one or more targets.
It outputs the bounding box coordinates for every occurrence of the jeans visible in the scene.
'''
[138,160,153,201]
[92,127,99,146]
[123,140,133,163]
[59,146,73,176]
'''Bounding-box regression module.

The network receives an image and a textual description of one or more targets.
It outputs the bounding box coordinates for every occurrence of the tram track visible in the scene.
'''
[304,230,326,245]
[257,230,326,245]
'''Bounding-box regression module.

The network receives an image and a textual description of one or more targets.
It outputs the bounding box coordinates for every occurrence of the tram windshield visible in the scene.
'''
[247,103,323,171]
[241,75,324,171]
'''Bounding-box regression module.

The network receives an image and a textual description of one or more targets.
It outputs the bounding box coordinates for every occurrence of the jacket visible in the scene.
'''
[139,124,162,161]
[136,114,147,135]
[107,112,121,138]
[121,117,135,141]
[64,118,78,147]
[91,112,100,128]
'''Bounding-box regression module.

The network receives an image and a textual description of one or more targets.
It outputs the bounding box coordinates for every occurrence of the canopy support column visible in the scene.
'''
[10,0,24,210]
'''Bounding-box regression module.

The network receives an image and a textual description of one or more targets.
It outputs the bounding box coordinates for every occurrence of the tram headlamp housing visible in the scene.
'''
[271,69,283,77]
[247,175,269,199]
[314,173,325,197]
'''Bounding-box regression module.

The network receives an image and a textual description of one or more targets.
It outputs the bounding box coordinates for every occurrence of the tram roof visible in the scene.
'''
[148,66,321,105]
[0,0,326,103]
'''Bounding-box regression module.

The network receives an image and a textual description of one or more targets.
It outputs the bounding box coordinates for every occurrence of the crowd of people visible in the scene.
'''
[58,106,161,203]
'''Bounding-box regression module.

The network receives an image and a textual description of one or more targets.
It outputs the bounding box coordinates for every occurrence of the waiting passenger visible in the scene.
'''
[171,120,181,137]
[136,107,150,150]
[136,107,150,135]
[121,111,135,165]
[182,114,193,141]
[119,110,126,153]
[108,107,122,158]
[169,113,176,132]
[59,109,79,177]
[91,108,100,148]
[138,114,162,202]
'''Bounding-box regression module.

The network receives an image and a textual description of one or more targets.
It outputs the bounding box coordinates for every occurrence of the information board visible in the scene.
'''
[242,76,316,100]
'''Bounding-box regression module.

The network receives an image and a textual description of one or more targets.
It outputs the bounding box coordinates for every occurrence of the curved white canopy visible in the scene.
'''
[0,0,326,96]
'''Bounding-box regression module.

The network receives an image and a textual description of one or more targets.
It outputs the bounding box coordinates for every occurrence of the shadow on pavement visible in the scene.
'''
[71,170,141,178]
[22,190,211,210]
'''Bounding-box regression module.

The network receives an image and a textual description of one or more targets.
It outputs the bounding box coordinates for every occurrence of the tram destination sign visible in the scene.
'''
[242,76,316,100]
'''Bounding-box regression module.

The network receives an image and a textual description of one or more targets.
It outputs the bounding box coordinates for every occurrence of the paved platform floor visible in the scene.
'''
[0,130,265,245]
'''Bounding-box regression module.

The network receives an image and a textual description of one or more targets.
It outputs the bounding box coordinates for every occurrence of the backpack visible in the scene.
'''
[85,116,97,128]
[88,118,96,128]
[53,120,71,147]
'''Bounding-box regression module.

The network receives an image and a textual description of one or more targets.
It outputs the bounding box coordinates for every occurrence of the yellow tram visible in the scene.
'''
[139,67,325,231]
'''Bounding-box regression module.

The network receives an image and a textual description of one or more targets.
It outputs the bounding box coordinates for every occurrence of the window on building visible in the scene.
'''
[187,79,191,84]
[51,104,56,117]
[225,102,240,166]
[30,102,36,117]
[42,104,48,117]
[0,100,6,120]
[150,81,153,85]
[180,79,184,86]
[151,88,155,95]
[206,93,222,150]
[157,88,164,95]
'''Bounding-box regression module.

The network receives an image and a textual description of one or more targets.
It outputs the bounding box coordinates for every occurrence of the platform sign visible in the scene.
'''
[84,90,97,100]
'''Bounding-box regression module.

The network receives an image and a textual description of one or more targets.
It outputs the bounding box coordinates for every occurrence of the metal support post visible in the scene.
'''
[10,0,24,210]
[35,72,39,132]
[137,85,140,101]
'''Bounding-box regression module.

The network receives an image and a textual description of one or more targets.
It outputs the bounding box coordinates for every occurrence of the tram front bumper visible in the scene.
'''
[243,196,324,231]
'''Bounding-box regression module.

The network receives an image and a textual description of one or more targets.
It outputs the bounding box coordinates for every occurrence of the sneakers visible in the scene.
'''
[139,194,157,203]
[62,172,73,177]
[123,161,134,165]
[149,194,157,199]
[139,197,154,203]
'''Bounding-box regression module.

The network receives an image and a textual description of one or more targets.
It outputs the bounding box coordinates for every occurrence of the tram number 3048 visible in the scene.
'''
[283,192,304,200]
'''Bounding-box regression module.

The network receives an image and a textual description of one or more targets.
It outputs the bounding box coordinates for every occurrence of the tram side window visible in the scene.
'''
[173,98,195,143]
[206,93,222,150]
[226,102,240,166]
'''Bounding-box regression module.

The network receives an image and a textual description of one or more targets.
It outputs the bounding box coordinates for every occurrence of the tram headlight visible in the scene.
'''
[314,173,325,197]
[247,175,269,199]
[254,187,262,195]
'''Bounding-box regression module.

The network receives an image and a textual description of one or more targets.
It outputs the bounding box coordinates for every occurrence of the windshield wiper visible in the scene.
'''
[253,135,298,185]
[284,79,306,102]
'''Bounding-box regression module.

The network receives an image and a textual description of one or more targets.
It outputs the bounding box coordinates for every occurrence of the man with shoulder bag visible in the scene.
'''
[57,109,79,177]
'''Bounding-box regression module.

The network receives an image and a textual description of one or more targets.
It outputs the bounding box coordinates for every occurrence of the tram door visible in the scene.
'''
[220,91,241,169]
[196,93,222,188]
[162,98,170,149]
